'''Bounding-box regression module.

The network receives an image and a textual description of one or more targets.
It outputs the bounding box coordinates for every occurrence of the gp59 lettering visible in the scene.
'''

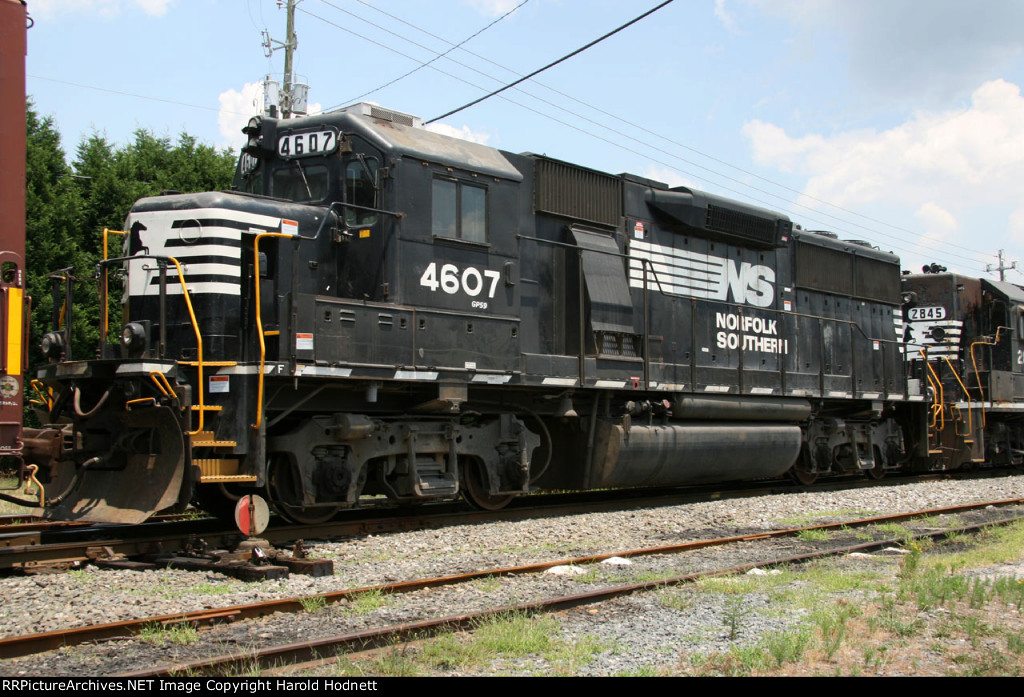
[419,262,501,301]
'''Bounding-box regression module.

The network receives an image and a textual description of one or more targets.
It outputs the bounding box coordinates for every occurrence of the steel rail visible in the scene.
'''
[2,497,1022,661]
[0,472,1011,570]
[119,510,1024,677]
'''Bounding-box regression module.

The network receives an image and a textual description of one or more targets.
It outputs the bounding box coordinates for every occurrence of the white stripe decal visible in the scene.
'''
[299,366,353,377]
[471,374,512,384]
[125,208,288,298]
[542,377,578,386]
[116,362,173,374]
[394,370,439,381]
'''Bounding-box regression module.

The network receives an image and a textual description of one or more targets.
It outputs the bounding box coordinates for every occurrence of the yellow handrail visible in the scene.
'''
[164,256,206,435]
[921,350,944,432]
[969,325,1009,430]
[252,232,292,430]
[942,356,973,437]
[102,228,127,337]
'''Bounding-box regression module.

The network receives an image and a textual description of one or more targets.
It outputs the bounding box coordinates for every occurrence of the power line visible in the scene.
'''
[426,0,676,124]
[27,74,254,118]
[320,0,529,110]
[303,5,991,270]
[316,1,995,266]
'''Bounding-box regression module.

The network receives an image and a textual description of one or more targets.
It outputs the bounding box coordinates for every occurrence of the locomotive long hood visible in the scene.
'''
[645,187,791,248]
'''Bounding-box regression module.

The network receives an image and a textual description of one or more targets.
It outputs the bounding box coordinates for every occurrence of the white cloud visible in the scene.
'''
[1011,208,1024,244]
[713,0,739,34]
[743,79,1024,209]
[748,0,1024,105]
[641,166,700,191]
[914,202,958,236]
[743,79,1024,272]
[218,82,263,149]
[461,0,527,17]
[30,0,174,18]
[424,122,491,145]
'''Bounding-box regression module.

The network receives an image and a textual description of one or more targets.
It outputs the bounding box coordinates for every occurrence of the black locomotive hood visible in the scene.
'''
[644,186,791,248]
[130,189,328,237]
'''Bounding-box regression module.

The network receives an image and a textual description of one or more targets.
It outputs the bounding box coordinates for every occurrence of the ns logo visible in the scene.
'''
[718,260,775,308]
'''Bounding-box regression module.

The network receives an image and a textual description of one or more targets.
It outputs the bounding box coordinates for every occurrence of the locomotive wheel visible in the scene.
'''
[865,466,886,480]
[462,460,514,511]
[788,464,818,485]
[267,457,341,525]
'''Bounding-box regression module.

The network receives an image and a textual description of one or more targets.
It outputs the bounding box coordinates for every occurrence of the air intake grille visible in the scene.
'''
[370,106,415,127]
[535,158,622,228]
[705,204,779,245]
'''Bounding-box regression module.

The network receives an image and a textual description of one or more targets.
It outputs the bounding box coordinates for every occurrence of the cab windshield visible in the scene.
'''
[271,161,329,203]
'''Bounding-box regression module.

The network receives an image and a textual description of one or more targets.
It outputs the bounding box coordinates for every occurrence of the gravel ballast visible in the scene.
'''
[2,475,1024,676]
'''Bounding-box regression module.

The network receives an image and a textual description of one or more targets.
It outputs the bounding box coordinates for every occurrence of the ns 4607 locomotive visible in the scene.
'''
[15,102,1019,524]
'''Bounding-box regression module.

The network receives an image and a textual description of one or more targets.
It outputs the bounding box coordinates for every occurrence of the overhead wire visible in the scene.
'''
[424,0,676,124]
[340,0,996,266]
[346,1,999,266]
[302,3,991,272]
[328,0,530,108]
[27,74,254,118]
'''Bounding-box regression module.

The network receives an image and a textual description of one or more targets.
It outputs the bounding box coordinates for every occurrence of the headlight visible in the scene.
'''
[40,331,65,360]
[121,322,147,355]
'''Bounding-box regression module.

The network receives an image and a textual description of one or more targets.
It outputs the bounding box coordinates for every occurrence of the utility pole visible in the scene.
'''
[281,0,296,118]
[986,249,1017,282]
[262,0,307,118]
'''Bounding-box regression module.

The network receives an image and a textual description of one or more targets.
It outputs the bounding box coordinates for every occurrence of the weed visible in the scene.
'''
[899,548,921,579]
[721,596,753,641]
[814,610,848,660]
[138,621,199,646]
[299,595,327,613]
[659,589,693,612]
[473,576,502,594]
[796,528,831,542]
[689,644,769,677]
[764,628,811,667]
[876,522,914,544]
[336,645,422,677]
[346,588,389,615]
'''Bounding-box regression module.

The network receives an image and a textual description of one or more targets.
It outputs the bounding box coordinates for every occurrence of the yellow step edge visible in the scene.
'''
[199,474,259,483]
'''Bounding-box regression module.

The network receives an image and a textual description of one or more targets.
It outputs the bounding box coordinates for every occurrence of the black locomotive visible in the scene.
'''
[19,102,1019,524]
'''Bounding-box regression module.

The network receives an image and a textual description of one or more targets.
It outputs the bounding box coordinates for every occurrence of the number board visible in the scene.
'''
[277,128,339,158]
[907,306,947,321]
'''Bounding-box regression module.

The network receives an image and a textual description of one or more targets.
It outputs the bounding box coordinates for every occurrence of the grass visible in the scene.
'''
[796,528,831,542]
[345,588,390,615]
[138,621,200,646]
[333,612,608,677]
[778,509,876,526]
[0,474,38,516]
[677,519,1024,676]
[300,595,328,613]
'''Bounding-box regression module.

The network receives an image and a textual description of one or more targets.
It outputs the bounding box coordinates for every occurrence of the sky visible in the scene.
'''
[22,0,1024,278]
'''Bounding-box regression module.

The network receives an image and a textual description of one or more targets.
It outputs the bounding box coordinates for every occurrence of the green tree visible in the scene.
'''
[24,104,90,363]
[25,104,237,370]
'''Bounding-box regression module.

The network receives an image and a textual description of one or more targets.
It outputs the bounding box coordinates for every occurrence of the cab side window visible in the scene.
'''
[432,177,487,243]
[344,159,379,227]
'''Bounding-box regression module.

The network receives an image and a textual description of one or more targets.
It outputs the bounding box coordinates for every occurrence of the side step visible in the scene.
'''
[195,458,257,484]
